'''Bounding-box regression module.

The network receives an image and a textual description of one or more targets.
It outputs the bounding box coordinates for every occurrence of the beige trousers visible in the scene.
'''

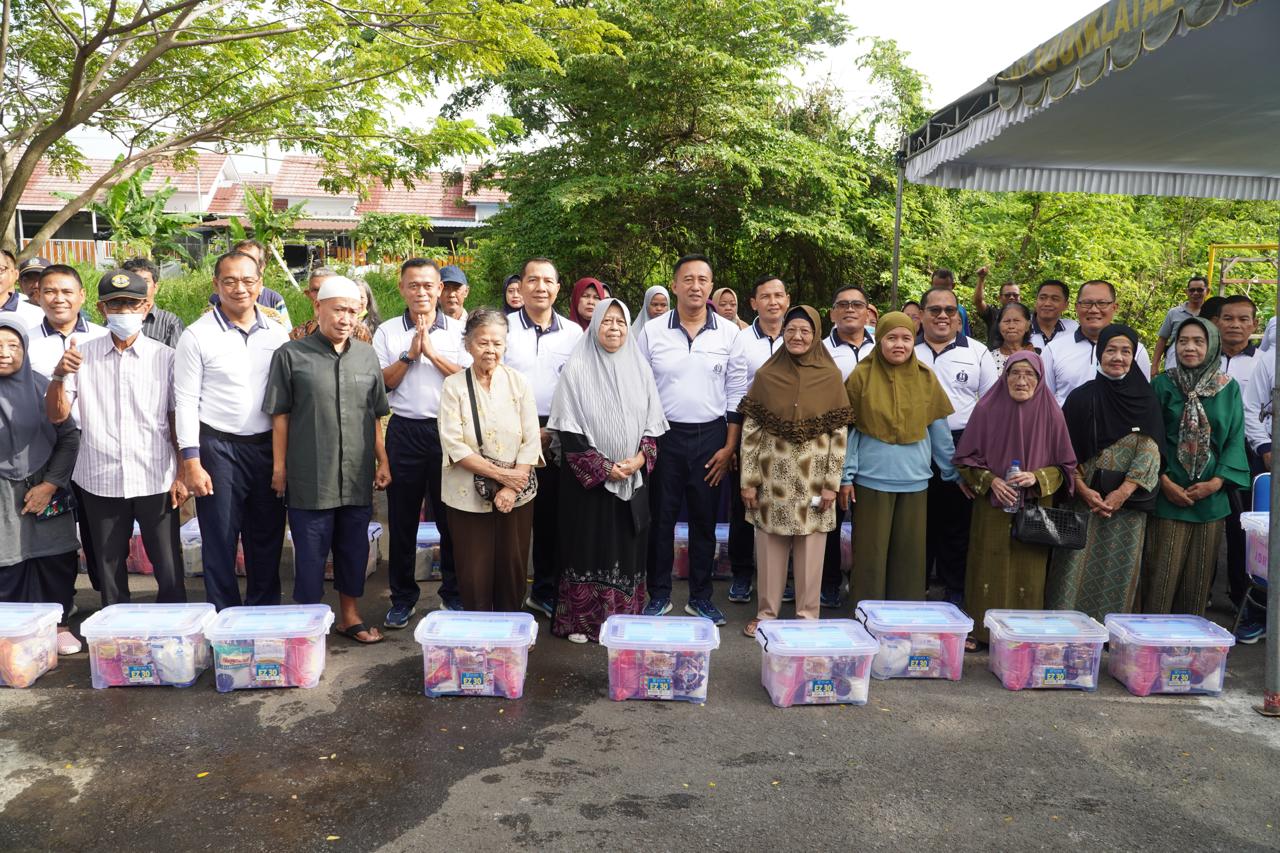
[755,530,826,621]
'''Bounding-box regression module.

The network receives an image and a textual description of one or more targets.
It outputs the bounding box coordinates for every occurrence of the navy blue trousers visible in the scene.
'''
[288,505,373,603]
[647,419,726,602]
[195,432,286,610]
[385,415,456,608]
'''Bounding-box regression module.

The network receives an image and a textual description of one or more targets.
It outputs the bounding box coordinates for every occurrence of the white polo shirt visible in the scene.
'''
[1221,345,1260,399]
[373,309,471,419]
[726,319,785,411]
[174,306,290,457]
[1041,328,1152,405]
[1243,351,1273,455]
[503,309,582,417]
[1029,317,1079,351]
[824,327,875,381]
[915,335,998,432]
[1,290,44,331]
[27,317,109,380]
[638,309,744,425]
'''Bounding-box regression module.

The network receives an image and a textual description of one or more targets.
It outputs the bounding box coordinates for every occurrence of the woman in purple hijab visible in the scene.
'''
[952,351,1078,647]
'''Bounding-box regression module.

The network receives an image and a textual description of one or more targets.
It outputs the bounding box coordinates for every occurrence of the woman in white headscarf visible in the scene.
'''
[549,298,668,643]
[631,285,670,337]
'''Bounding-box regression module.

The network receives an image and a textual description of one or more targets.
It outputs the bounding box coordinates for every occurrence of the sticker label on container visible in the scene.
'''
[806,679,835,702]
[254,662,283,684]
[1042,667,1066,686]
[125,664,155,683]
[1169,669,1191,688]
[907,655,931,672]
[460,671,487,692]
[645,676,674,699]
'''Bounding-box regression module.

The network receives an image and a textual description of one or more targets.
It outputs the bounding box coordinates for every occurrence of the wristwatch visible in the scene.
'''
[398,351,414,364]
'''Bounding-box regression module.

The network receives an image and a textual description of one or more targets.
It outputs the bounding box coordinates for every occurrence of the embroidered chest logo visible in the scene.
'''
[712,364,723,375]
[956,370,969,384]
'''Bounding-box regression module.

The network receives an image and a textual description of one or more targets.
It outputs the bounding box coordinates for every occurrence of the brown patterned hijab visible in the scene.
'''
[738,305,854,442]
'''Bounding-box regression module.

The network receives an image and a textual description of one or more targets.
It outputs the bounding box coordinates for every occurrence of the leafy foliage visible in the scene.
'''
[56,163,199,260]
[351,213,436,264]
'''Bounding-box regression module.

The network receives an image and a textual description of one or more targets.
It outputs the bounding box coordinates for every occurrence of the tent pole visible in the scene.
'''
[890,139,905,310]
[1263,226,1280,717]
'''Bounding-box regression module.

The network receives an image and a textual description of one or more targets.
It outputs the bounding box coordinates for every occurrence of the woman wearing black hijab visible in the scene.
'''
[1045,324,1167,623]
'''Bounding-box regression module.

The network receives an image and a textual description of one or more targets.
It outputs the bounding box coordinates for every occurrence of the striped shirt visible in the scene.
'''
[141,306,186,350]
[65,333,177,498]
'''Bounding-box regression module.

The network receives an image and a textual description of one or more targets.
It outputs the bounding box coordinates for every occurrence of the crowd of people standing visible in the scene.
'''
[0,246,1270,656]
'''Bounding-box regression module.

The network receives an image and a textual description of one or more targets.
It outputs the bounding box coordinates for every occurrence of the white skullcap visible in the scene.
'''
[316,275,361,302]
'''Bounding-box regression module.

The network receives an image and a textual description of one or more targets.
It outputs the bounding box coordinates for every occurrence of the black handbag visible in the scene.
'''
[465,368,537,504]
[1011,503,1089,550]
[1090,467,1157,514]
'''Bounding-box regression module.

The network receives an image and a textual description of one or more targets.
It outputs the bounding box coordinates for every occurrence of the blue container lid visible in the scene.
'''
[0,602,60,637]
[754,619,878,656]
[856,600,973,634]
[414,611,537,648]
[599,615,720,652]
[205,605,334,641]
[81,603,216,639]
[983,609,1107,643]
[1104,614,1235,648]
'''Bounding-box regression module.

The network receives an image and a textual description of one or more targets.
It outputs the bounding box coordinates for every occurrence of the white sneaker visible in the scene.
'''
[57,630,82,656]
[567,633,589,644]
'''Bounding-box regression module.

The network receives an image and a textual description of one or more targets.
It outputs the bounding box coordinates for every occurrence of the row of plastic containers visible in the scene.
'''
[0,602,1238,702]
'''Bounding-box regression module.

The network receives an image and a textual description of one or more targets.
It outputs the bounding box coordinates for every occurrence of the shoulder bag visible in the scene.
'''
[466,368,537,504]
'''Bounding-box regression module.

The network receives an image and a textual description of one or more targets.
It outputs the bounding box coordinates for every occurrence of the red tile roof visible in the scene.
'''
[355,173,479,220]
[271,155,358,199]
[19,154,229,210]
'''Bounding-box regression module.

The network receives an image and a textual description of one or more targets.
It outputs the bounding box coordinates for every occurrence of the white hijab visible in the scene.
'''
[549,298,669,500]
[631,286,669,337]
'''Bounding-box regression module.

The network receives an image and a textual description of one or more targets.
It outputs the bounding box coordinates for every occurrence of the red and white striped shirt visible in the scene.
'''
[65,333,177,498]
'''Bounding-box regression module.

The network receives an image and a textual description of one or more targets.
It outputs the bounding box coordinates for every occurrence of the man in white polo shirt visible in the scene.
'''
[1041,280,1152,405]
[916,287,998,606]
[175,250,291,610]
[1028,279,1078,350]
[723,274,789,605]
[638,254,746,626]
[374,258,471,625]
[503,257,583,618]
[0,249,43,331]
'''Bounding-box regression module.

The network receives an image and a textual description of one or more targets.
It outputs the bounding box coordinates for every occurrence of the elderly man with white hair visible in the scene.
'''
[175,250,292,610]
[263,275,392,644]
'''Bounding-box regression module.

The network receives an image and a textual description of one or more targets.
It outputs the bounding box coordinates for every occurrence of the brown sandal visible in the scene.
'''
[743,619,760,638]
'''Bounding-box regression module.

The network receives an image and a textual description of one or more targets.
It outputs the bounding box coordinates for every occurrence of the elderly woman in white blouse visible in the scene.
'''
[438,308,542,611]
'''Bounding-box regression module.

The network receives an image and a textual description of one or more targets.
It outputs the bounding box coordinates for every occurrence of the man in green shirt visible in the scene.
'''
[264,276,391,644]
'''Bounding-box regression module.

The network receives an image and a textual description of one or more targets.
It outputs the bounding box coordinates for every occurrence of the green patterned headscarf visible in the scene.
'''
[1166,317,1230,480]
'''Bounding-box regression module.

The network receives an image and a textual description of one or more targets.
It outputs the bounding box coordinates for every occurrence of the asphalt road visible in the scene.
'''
[1,571,1278,853]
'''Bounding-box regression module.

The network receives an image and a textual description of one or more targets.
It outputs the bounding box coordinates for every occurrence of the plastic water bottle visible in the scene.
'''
[1003,460,1023,513]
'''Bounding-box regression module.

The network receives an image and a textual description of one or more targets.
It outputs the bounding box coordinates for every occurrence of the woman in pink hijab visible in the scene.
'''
[569,278,610,329]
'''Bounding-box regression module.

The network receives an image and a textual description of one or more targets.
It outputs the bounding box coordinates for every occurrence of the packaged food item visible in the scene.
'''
[984,609,1106,691]
[601,615,720,703]
[413,522,443,582]
[755,619,878,707]
[0,603,60,688]
[856,600,972,680]
[414,611,537,698]
[82,603,216,688]
[1105,614,1235,696]
[205,605,334,691]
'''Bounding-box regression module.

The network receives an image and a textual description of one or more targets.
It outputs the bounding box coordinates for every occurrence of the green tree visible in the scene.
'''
[2,0,624,258]
[57,162,199,260]
[351,212,436,265]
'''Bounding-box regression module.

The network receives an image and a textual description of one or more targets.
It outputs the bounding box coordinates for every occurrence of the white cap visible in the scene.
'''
[316,275,361,302]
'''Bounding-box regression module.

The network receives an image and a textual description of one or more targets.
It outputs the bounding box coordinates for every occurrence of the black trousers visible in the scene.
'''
[385,415,457,609]
[1224,450,1264,608]
[530,417,560,605]
[727,468,754,584]
[926,430,971,601]
[0,552,79,621]
[647,419,727,603]
[194,430,286,610]
[71,481,101,591]
[822,505,851,595]
[78,488,186,607]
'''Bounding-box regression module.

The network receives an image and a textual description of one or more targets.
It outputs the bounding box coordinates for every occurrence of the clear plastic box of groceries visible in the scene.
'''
[984,609,1107,691]
[205,605,334,692]
[81,603,216,688]
[413,522,443,581]
[415,611,537,699]
[0,603,60,688]
[1105,614,1236,696]
[1240,512,1269,581]
[856,600,973,680]
[600,615,720,704]
[755,619,878,707]
[672,523,733,579]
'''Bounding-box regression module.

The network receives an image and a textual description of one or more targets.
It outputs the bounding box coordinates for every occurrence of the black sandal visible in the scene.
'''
[336,622,383,644]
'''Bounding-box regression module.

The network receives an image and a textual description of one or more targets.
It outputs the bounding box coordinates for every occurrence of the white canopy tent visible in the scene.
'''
[897,0,1280,715]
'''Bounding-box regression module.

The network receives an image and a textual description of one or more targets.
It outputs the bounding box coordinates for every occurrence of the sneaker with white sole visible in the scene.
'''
[685,598,727,626]
[642,597,673,617]
[727,579,753,603]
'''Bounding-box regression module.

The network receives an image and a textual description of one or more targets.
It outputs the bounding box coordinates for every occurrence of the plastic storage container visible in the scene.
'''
[1105,614,1235,696]
[0,603,60,688]
[415,611,537,698]
[984,609,1107,691]
[205,605,334,692]
[81,603,216,688]
[179,518,246,578]
[856,600,973,680]
[672,523,733,579]
[1240,512,1269,581]
[755,619,878,707]
[601,615,720,703]
[413,522,443,581]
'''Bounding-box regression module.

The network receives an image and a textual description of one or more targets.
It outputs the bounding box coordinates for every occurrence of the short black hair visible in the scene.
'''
[1199,296,1227,322]
[998,281,1020,293]
[399,257,441,277]
[122,256,160,284]
[751,274,784,298]
[902,300,921,311]
[931,268,954,283]
[673,253,712,281]
[1188,275,1209,287]
[832,284,868,304]
[39,264,82,288]
[1036,279,1070,300]
[213,250,261,280]
[1221,294,1257,318]
[521,257,557,279]
[1078,279,1117,301]
[920,287,958,309]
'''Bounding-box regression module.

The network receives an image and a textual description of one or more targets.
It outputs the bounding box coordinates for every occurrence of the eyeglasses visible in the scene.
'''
[1077,300,1115,309]
[1187,287,1206,293]
[1007,369,1039,381]
[925,305,958,317]
[217,277,261,289]
[833,299,867,311]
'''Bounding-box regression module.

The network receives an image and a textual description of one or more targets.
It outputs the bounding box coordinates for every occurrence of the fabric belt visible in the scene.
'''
[200,423,271,444]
